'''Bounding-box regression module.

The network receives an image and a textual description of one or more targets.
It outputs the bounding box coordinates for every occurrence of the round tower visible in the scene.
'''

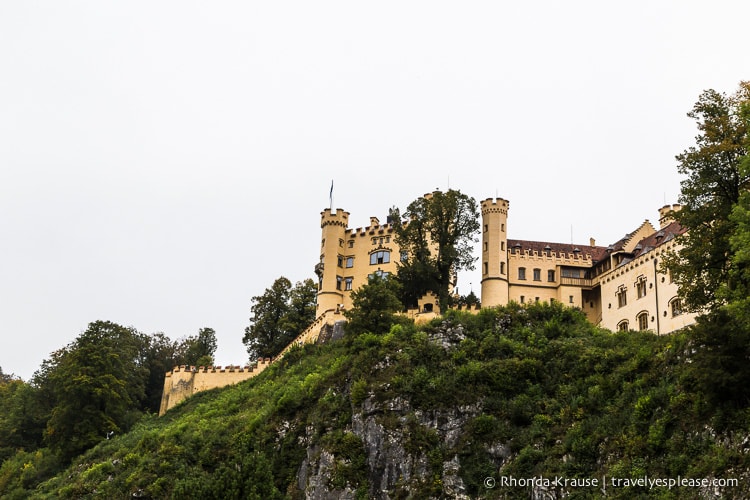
[315,208,350,316]
[480,198,509,307]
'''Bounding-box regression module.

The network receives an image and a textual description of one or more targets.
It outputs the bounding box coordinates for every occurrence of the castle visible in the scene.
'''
[160,192,696,415]
[315,193,695,335]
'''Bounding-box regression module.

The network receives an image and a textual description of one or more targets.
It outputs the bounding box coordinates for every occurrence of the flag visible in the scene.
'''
[329,180,334,208]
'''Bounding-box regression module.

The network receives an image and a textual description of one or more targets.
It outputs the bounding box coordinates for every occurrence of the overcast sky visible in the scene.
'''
[1,1,747,380]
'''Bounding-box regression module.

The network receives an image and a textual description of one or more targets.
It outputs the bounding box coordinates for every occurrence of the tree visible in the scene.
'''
[343,274,406,336]
[35,321,149,460]
[243,278,317,360]
[390,189,480,308]
[662,82,750,312]
[178,327,218,367]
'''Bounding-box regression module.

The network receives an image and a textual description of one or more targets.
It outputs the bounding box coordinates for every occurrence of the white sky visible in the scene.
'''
[1,1,747,380]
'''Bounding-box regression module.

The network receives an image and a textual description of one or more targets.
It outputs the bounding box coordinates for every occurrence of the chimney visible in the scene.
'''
[590,237,596,247]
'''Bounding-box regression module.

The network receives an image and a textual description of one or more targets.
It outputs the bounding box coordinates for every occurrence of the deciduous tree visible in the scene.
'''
[662,82,750,311]
[390,189,480,308]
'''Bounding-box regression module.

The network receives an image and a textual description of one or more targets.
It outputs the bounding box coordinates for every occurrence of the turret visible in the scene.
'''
[658,204,682,229]
[480,198,510,307]
[316,208,350,316]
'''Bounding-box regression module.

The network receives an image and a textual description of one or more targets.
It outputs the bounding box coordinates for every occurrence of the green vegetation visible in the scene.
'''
[242,277,317,359]
[390,189,480,308]
[2,303,749,498]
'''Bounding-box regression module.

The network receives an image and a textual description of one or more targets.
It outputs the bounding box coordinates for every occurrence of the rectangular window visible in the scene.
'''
[500,262,505,275]
[520,295,525,304]
[337,256,343,267]
[617,287,627,308]
[533,268,541,281]
[518,267,526,280]
[336,276,342,290]
[348,240,354,248]
[548,270,555,282]
[346,257,354,268]
[636,278,647,299]
[569,295,574,304]
[483,262,488,275]
[345,277,353,291]
[370,251,390,265]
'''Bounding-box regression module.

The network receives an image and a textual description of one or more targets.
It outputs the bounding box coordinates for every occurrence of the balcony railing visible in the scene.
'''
[560,276,594,288]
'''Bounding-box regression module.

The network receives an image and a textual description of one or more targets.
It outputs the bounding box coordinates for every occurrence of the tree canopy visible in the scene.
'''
[390,189,480,308]
[662,82,750,312]
[243,277,317,360]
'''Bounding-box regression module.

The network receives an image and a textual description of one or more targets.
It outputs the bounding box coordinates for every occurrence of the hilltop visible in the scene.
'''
[2,303,749,499]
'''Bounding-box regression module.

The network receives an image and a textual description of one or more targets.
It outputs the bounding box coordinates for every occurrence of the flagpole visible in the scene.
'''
[329,180,334,211]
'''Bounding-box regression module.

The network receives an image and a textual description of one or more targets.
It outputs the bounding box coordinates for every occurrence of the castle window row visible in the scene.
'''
[518,267,556,282]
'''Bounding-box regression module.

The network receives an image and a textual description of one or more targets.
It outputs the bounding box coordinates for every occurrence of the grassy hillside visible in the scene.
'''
[2,303,749,499]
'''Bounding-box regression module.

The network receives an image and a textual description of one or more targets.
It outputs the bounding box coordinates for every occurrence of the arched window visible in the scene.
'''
[669,297,683,317]
[637,311,649,331]
[617,320,629,332]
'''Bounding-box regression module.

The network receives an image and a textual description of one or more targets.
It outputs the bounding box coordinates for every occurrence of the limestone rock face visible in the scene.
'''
[298,394,483,499]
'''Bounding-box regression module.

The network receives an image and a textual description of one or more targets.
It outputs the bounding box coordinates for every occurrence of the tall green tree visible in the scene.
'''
[662,82,750,312]
[390,189,480,308]
[243,278,317,360]
[35,321,149,460]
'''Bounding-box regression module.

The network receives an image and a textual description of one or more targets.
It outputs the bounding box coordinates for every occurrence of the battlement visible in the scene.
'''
[165,362,272,376]
[159,358,273,415]
[321,208,350,227]
[160,311,337,416]
[481,197,509,215]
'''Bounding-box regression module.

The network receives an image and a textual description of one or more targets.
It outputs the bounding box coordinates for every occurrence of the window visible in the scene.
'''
[617,320,629,332]
[636,276,647,299]
[339,239,344,247]
[400,251,408,262]
[518,267,526,280]
[617,286,627,308]
[348,240,354,248]
[535,297,540,303]
[483,262,488,275]
[561,268,581,278]
[533,268,541,281]
[369,270,390,279]
[346,257,354,268]
[520,295,525,304]
[501,223,505,232]
[484,224,488,232]
[345,277,353,291]
[670,298,683,317]
[500,262,505,275]
[370,251,390,265]
[637,312,649,331]
[548,270,555,282]
[501,241,505,251]
[483,242,488,252]
[569,295,574,304]
[337,256,343,267]
[336,276,342,290]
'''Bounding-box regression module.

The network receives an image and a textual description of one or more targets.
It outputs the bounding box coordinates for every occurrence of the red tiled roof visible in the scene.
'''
[508,239,610,263]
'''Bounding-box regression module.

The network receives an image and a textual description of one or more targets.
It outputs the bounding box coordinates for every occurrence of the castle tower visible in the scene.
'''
[480,198,510,307]
[315,208,350,316]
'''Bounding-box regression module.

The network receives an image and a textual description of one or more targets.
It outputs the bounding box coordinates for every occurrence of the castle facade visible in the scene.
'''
[316,194,696,334]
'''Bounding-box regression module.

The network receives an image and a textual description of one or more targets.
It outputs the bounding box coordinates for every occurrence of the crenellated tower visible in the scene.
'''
[480,197,510,307]
[316,208,350,316]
